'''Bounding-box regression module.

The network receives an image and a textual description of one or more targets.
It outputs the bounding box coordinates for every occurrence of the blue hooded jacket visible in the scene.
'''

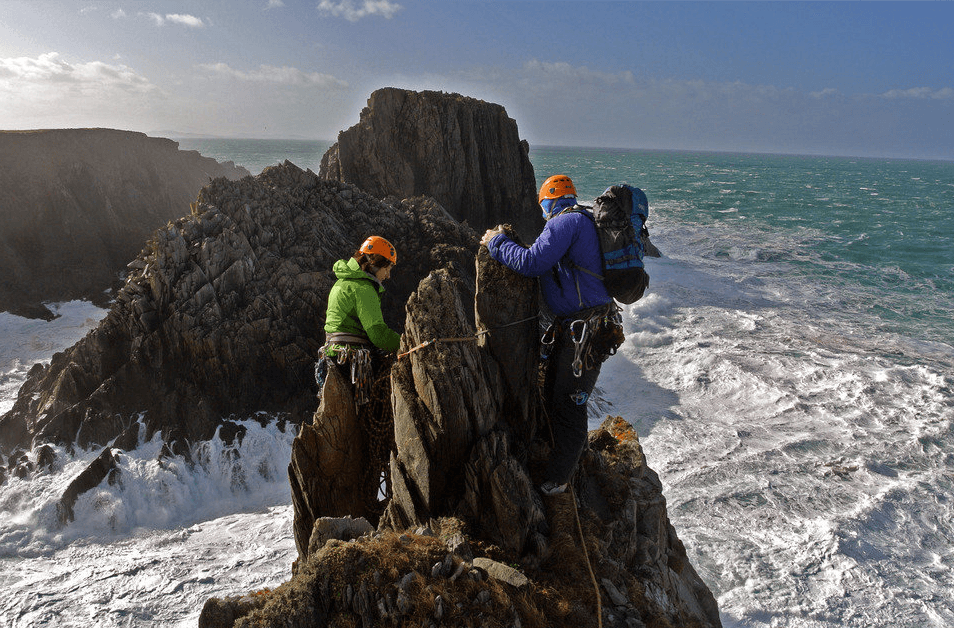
[486,207,612,317]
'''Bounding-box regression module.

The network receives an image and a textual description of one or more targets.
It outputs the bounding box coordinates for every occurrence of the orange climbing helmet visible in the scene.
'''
[358,235,397,265]
[538,175,577,204]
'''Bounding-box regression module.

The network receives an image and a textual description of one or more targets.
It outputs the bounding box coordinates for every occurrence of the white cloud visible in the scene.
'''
[521,59,635,87]
[140,12,205,27]
[111,8,127,19]
[881,86,954,101]
[266,0,285,8]
[0,52,154,93]
[810,88,841,99]
[198,62,347,88]
[0,52,159,129]
[166,14,205,28]
[142,12,165,26]
[317,0,402,22]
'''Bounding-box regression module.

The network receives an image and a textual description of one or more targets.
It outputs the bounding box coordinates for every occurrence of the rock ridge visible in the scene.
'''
[0,162,477,458]
[273,224,720,627]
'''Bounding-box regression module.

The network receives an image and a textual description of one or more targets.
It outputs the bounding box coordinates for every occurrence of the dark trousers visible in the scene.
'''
[542,330,602,485]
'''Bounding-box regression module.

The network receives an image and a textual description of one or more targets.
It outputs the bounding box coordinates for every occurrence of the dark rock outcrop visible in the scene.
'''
[380,237,547,560]
[0,163,477,456]
[319,88,542,239]
[0,128,249,319]
[56,446,121,525]
[212,247,720,627]
[222,420,721,627]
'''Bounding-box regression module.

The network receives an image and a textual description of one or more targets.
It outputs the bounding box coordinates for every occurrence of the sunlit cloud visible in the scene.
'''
[140,12,205,27]
[881,87,954,101]
[266,0,285,8]
[167,14,205,28]
[0,52,154,92]
[197,62,348,88]
[0,52,159,129]
[317,0,402,22]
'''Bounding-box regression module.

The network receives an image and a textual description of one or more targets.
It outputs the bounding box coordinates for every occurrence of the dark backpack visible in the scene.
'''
[571,184,650,305]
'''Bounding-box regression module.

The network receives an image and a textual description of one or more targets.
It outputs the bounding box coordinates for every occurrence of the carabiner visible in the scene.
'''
[540,323,558,360]
[570,319,587,346]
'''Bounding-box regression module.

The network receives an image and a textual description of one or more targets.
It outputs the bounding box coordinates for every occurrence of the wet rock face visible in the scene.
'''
[319,88,542,239]
[0,129,250,318]
[0,162,478,455]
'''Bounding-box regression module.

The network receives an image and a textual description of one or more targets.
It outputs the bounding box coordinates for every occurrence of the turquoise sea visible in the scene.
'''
[3,139,951,626]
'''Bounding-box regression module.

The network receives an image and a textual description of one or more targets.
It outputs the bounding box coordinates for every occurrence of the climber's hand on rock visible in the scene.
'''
[480,226,503,247]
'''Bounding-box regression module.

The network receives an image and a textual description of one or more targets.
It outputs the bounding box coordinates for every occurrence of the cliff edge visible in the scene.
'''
[0,128,249,319]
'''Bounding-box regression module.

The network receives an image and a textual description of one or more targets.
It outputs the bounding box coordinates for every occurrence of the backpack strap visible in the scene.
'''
[551,205,606,307]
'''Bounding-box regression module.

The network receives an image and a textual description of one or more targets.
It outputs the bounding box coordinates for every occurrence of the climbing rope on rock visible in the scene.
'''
[570,485,603,628]
[397,314,540,360]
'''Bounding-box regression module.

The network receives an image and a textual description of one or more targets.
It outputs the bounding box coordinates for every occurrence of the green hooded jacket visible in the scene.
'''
[323,257,401,353]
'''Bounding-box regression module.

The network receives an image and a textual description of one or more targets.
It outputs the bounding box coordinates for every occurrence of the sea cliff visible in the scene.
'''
[0,128,249,319]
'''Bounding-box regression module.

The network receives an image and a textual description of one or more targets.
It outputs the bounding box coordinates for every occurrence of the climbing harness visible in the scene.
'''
[317,338,376,405]
[397,314,540,360]
[541,303,624,378]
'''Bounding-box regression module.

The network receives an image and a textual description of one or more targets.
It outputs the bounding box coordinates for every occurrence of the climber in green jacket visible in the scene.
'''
[319,235,401,405]
[324,235,401,355]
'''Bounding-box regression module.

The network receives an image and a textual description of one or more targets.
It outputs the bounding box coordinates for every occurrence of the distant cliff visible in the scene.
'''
[0,128,249,319]
[319,88,542,239]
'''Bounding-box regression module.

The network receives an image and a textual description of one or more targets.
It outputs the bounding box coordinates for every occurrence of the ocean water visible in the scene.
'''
[532,147,954,627]
[172,138,333,176]
[1,141,952,626]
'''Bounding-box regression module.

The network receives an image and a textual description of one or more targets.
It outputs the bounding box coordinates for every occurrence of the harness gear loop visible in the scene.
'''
[350,347,373,405]
[320,341,376,405]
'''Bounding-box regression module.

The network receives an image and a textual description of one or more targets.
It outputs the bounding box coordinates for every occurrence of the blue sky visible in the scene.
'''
[1,1,951,159]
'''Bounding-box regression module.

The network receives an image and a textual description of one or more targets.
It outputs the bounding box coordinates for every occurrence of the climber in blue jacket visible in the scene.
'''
[480,174,620,497]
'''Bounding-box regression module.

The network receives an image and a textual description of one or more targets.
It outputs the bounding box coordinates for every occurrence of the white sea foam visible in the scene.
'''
[600,248,954,627]
[0,302,108,415]
[0,302,297,626]
[0,416,296,626]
